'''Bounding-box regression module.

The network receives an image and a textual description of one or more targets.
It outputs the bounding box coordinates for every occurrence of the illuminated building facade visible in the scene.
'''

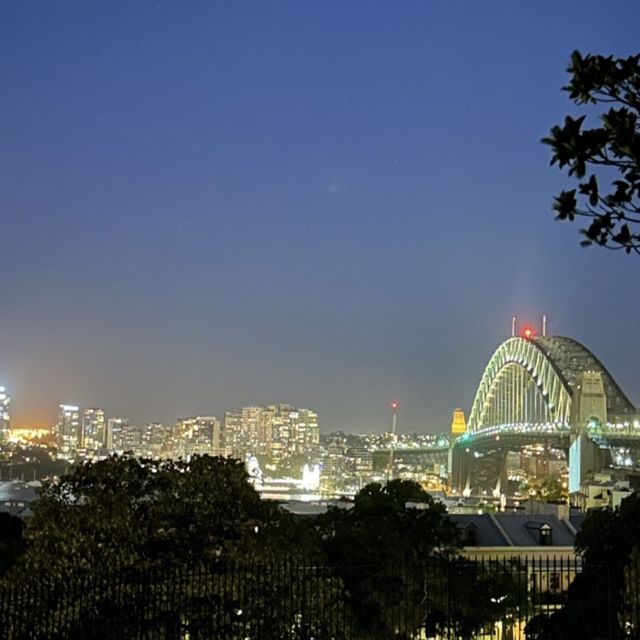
[224,404,319,461]
[43,399,319,466]
[112,419,141,451]
[346,445,373,475]
[223,410,244,458]
[107,417,127,450]
[451,408,467,435]
[0,387,10,434]
[323,441,347,478]
[82,407,106,449]
[56,404,81,455]
[241,406,262,453]
[174,416,223,456]
[140,422,171,457]
[290,408,320,455]
[269,404,294,462]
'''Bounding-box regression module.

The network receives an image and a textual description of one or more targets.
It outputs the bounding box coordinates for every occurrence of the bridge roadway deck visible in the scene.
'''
[457,424,571,452]
[378,422,640,457]
[462,422,640,451]
[376,445,450,456]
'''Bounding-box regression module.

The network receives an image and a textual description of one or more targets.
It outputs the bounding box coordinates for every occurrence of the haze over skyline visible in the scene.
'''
[2,2,640,433]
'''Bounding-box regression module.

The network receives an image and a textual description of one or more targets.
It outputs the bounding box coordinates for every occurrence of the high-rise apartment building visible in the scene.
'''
[224,403,319,462]
[224,406,277,458]
[0,387,10,434]
[115,420,142,451]
[241,406,262,453]
[56,404,81,456]
[256,406,275,456]
[107,418,129,450]
[268,404,295,462]
[139,422,171,457]
[291,408,320,456]
[174,416,222,456]
[82,408,106,449]
[223,410,246,458]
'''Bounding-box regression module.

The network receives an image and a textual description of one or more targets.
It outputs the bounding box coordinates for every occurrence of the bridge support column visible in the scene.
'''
[569,434,611,494]
[449,445,508,498]
[568,371,612,495]
[449,445,469,496]
[467,450,508,497]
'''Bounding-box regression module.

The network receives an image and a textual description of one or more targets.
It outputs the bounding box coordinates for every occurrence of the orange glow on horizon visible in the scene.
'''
[10,409,53,431]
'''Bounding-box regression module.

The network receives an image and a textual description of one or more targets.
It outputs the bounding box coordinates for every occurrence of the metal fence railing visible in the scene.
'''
[0,554,636,639]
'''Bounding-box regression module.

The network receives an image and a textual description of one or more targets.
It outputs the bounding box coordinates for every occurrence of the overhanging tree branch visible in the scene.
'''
[544,50,640,254]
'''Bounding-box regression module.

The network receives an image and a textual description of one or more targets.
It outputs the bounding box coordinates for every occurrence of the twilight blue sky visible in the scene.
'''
[1,1,639,432]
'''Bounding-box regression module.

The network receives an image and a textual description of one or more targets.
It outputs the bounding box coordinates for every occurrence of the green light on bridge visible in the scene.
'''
[587,417,603,432]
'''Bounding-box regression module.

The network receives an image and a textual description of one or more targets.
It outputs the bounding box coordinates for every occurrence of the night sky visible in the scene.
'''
[2,2,639,433]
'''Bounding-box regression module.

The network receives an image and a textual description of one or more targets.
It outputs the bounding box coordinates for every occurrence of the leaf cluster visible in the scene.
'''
[543,51,640,253]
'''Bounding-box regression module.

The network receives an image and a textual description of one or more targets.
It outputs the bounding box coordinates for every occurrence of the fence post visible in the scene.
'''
[607,564,612,640]
[446,555,451,640]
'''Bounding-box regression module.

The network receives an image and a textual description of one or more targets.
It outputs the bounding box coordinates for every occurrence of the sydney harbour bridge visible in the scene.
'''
[385,332,639,498]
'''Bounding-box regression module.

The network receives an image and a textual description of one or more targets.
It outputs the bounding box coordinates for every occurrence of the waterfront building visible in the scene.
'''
[346,445,374,476]
[323,441,347,478]
[224,404,320,462]
[290,408,319,456]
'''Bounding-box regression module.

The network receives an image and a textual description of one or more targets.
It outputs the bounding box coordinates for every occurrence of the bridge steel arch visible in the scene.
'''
[467,336,636,433]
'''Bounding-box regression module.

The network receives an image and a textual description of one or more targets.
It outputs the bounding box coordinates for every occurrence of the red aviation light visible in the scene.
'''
[523,327,534,339]
[390,401,399,411]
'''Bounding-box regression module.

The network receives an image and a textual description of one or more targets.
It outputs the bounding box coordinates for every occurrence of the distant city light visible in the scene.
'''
[302,464,321,491]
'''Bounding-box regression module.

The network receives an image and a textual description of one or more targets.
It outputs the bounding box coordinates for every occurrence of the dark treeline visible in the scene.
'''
[1,454,640,638]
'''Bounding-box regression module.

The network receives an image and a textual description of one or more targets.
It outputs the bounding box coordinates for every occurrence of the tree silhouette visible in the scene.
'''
[540,493,640,639]
[0,513,24,576]
[317,480,460,638]
[543,51,640,253]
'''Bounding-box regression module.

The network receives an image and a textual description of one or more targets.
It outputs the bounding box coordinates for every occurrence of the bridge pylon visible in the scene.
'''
[568,371,612,495]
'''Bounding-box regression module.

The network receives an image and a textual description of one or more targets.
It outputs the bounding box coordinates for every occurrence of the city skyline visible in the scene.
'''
[3,314,637,435]
[45,399,321,469]
[8,392,325,435]
[2,3,640,433]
